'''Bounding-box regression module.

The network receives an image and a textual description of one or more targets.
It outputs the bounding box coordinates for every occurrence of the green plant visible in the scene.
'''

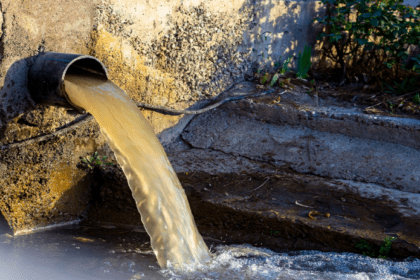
[296,44,312,79]
[388,100,396,113]
[270,73,279,87]
[314,0,420,80]
[354,236,397,259]
[413,93,420,104]
[260,73,269,85]
[81,152,115,170]
[270,56,293,86]
[279,56,293,75]
[378,236,397,259]
[354,239,377,258]
[383,76,418,95]
[411,54,420,72]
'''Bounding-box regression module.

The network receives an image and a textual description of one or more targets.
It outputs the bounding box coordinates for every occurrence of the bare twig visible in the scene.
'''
[249,177,270,192]
[295,200,313,208]
[365,88,420,110]
[1,89,284,150]
[1,114,94,150]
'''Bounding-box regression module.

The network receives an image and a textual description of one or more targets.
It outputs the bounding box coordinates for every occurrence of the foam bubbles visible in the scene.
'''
[161,244,420,280]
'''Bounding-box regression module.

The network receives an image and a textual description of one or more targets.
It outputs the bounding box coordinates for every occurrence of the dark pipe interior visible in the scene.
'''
[66,59,108,77]
[28,52,108,112]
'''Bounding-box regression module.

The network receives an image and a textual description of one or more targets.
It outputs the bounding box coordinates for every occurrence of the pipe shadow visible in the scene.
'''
[0,58,36,128]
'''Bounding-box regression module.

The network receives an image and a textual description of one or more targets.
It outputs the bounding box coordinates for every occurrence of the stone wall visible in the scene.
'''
[0,0,325,232]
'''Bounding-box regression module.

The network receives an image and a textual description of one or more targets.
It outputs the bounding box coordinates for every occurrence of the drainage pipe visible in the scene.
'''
[28,52,108,112]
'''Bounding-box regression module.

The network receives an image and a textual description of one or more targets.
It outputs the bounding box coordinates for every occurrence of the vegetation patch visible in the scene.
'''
[355,236,397,259]
[312,0,420,115]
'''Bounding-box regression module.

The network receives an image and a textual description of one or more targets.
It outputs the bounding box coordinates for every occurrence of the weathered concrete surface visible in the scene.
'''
[0,113,108,232]
[0,0,100,126]
[182,83,420,193]
[0,0,325,127]
[81,83,420,259]
[84,140,420,259]
[0,0,326,232]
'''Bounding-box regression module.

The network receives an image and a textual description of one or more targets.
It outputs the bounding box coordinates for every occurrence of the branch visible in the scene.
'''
[1,89,283,150]
[1,114,94,150]
[365,88,420,110]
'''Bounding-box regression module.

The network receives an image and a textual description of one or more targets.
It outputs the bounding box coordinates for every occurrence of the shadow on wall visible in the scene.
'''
[0,58,36,129]
[0,211,13,235]
[240,0,325,71]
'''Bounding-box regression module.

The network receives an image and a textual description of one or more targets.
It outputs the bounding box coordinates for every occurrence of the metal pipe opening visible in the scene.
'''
[28,52,109,112]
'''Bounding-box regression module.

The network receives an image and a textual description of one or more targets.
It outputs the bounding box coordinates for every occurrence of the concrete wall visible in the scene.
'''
[0,0,325,232]
[404,0,419,7]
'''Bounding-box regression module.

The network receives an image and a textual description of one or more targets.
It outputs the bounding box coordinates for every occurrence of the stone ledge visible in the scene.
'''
[181,83,420,193]
[224,82,420,150]
[180,171,420,259]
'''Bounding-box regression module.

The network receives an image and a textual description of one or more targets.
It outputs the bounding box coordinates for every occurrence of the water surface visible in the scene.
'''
[0,225,419,280]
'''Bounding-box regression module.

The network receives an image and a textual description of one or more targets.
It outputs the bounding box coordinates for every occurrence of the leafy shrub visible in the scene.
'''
[314,0,420,81]
[383,75,417,94]
[354,236,397,259]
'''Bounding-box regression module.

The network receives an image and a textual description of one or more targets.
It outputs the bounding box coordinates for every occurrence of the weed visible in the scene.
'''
[383,76,418,95]
[378,237,397,259]
[388,100,396,113]
[413,93,420,104]
[252,30,299,87]
[354,236,397,259]
[269,56,293,86]
[354,239,377,258]
[314,0,420,81]
[270,73,279,87]
[279,56,292,75]
[81,152,115,170]
[296,44,312,79]
[260,73,269,85]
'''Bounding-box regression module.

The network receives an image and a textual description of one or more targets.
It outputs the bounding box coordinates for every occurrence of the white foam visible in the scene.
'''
[161,244,420,279]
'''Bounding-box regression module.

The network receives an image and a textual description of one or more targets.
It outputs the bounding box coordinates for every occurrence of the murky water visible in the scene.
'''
[0,224,419,280]
[64,72,210,268]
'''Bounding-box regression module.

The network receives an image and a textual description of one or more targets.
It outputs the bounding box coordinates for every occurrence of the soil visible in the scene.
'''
[251,71,420,118]
[316,83,420,118]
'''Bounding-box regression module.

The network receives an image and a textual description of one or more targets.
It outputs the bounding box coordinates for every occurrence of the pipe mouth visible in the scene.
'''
[28,52,109,112]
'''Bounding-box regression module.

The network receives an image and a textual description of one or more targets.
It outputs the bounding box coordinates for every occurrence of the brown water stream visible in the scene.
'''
[63,73,210,268]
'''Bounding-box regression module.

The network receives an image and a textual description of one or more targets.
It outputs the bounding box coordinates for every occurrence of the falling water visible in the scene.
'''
[63,72,210,268]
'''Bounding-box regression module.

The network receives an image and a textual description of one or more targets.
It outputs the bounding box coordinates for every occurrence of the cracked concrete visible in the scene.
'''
[182,82,420,194]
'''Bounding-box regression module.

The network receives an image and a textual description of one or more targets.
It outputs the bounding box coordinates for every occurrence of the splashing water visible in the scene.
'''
[63,72,210,268]
[161,244,420,280]
[0,221,418,279]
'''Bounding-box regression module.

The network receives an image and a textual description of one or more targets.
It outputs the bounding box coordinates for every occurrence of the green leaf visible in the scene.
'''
[297,44,312,79]
[261,73,269,85]
[270,73,279,87]
[372,11,382,18]
[371,18,378,27]
[355,38,368,45]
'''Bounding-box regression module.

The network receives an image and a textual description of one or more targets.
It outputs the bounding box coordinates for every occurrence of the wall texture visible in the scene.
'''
[0,0,325,232]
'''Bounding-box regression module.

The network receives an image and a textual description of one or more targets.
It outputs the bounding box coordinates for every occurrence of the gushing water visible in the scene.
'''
[63,73,210,268]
